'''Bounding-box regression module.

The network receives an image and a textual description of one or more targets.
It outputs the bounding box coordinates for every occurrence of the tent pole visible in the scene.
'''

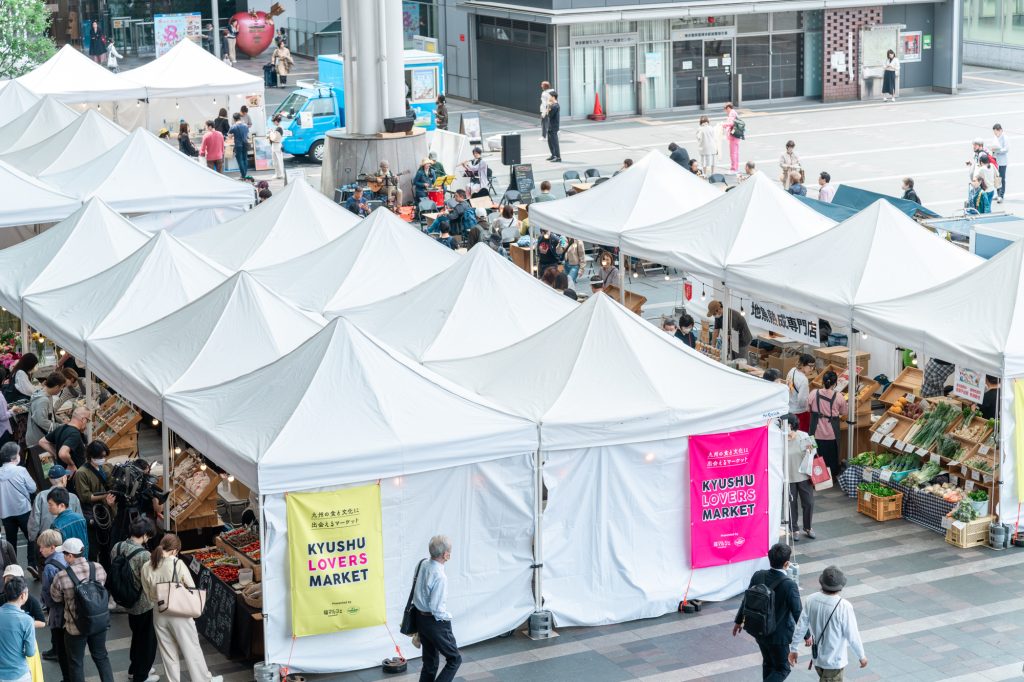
[782,417,792,550]
[723,284,732,365]
[161,424,171,532]
[84,365,94,441]
[532,424,543,613]
[847,326,857,468]
[258,492,269,665]
[620,252,627,305]
[18,319,28,358]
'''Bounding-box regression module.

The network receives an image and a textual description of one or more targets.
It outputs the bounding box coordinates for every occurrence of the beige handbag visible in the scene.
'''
[155,559,207,618]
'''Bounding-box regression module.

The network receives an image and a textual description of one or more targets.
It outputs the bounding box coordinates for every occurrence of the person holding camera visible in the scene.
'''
[74,442,116,570]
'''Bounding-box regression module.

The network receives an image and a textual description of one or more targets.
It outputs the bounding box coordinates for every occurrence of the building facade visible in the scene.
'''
[435,0,963,116]
[963,0,1024,69]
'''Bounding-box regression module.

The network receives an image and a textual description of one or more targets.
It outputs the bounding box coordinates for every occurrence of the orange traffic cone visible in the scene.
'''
[587,93,606,121]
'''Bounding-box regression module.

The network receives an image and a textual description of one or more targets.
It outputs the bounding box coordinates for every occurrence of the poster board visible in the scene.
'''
[899,31,923,62]
[512,163,535,202]
[154,13,202,57]
[460,111,482,144]
[253,137,272,171]
[953,366,984,404]
[859,25,900,69]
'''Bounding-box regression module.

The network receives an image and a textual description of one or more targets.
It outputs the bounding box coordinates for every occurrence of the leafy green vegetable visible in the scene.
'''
[967,489,989,502]
[951,501,979,522]
[859,482,898,497]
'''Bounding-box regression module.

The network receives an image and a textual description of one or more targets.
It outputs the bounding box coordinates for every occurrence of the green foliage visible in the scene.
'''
[0,0,57,79]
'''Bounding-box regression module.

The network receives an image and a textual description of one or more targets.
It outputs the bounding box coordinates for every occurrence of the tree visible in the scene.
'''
[0,0,56,79]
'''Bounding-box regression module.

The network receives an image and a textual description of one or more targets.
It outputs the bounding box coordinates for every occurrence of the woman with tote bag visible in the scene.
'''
[141,535,222,682]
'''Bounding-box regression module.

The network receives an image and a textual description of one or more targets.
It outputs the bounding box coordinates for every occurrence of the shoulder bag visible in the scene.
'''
[809,599,842,666]
[155,558,207,618]
[399,559,427,636]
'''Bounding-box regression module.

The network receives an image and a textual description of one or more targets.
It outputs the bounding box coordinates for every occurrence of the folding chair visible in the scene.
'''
[584,168,602,180]
[562,170,581,194]
[594,177,610,186]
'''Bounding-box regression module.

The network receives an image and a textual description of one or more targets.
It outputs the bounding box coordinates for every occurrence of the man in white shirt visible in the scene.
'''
[539,81,553,140]
[787,354,816,433]
[789,566,867,680]
[817,172,835,203]
[991,123,1009,203]
[412,535,461,682]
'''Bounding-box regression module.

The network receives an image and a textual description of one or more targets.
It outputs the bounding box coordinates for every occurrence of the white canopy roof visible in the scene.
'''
[429,292,788,450]
[15,44,147,103]
[528,151,720,245]
[0,81,40,127]
[0,96,79,154]
[620,172,836,282]
[0,160,81,228]
[42,128,254,213]
[163,317,537,494]
[23,230,228,359]
[0,109,127,177]
[120,37,264,98]
[180,179,360,271]
[727,201,983,321]
[250,208,459,315]
[340,244,577,361]
[88,272,325,417]
[856,238,1024,376]
[0,198,148,314]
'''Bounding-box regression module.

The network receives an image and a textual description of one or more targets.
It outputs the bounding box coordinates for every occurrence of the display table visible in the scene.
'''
[189,563,263,660]
[839,464,955,534]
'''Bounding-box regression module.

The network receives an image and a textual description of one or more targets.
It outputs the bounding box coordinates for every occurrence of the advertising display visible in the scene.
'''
[286,484,386,637]
[154,13,202,57]
[953,365,984,404]
[689,426,769,569]
[749,300,820,346]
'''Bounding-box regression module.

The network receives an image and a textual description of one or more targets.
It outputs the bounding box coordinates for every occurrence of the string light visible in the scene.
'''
[151,418,159,426]
[644,452,656,463]
[199,463,207,471]
[227,474,235,483]
[700,285,706,301]
[740,301,746,317]
[664,273,670,281]
[632,270,639,278]
[58,349,65,356]
[173,447,181,455]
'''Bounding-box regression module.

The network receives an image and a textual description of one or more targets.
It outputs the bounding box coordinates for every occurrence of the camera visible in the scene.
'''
[110,459,169,508]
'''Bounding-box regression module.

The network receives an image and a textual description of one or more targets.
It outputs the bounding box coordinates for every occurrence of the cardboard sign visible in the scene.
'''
[952,365,984,404]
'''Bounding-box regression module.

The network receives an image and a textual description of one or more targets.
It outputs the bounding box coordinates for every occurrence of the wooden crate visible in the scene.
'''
[169,468,220,524]
[857,490,903,522]
[215,535,261,581]
[175,512,223,532]
[947,416,994,445]
[946,515,994,548]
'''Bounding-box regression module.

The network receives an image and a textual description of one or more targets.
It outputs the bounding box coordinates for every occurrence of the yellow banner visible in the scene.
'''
[1015,379,1024,503]
[286,484,386,637]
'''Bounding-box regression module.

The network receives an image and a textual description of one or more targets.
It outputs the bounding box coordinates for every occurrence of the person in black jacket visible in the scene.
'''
[546,91,562,162]
[901,177,921,204]
[668,142,690,168]
[733,543,802,681]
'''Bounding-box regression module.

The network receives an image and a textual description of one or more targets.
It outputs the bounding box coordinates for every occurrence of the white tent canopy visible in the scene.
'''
[0,109,128,177]
[0,96,79,154]
[120,38,264,98]
[621,172,836,282]
[727,200,984,321]
[163,317,537,494]
[339,244,577,361]
[0,81,41,127]
[15,44,147,103]
[42,129,254,214]
[430,292,788,450]
[528,151,720,245]
[250,208,459,315]
[180,180,360,271]
[0,198,148,314]
[0,160,81,229]
[88,272,325,417]
[23,230,228,359]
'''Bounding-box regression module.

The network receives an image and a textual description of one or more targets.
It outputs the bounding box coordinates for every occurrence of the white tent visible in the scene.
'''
[250,208,459,315]
[120,37,264,98]
[23,230,228,359]
[41,129,254,214]
[15,44,147,103]
[0,81,40,127]
[0,109,127,177]
[339,243,577,361]
[0,160,81,230]
[429,293,787,625]
[0,96,79,154]
[621,172,836,281]
[0,198,148,314]
[180,179,360,271]
[728,200,984,321]
[87,272,325,417]
[527,151,720,245]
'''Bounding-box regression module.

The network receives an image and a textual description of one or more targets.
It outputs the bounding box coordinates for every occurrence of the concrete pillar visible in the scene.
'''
[340,0,406,135]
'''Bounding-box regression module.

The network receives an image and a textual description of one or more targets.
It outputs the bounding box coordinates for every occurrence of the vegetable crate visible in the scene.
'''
[857,490,903,522]
[946,515,995,549]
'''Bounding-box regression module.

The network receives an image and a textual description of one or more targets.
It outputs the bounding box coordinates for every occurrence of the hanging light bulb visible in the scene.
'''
[632,270,639,279]
[173,447,182,455]
[740,302,746,317]
[175,101,180,109]
[700,285,706,301]
[58,349,65,356]
[861,331,868,340]
[151,418,159,427]
[227,474,235,483]
[199,463,207,471]
[664,273,671,281]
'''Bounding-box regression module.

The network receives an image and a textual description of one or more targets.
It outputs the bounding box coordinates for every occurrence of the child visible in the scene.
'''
[105,40,124,73]
[437,222,457,250]
[696,115,717,175]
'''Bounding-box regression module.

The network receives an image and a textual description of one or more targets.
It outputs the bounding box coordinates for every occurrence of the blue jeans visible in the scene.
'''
[235,148,249,179]
[565,264,580,284]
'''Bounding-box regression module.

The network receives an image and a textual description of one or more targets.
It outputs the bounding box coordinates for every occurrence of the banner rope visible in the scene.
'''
[280,635,297,679]
[681,570,694,606]
[384,621,406,660]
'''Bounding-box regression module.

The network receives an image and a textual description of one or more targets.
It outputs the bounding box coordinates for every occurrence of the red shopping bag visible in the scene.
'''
[809,455,833,491]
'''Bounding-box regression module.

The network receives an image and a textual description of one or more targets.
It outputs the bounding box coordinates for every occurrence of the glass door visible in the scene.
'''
[672,40,702,107]
[703,38,733,104]
[603,46,636,115]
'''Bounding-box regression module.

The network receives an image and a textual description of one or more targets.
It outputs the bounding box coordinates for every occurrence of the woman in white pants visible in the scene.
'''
[141,535,222,682]
[269,114,286,180]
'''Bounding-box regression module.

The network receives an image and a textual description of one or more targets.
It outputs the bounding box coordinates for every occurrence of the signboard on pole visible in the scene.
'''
[749,301,820,346]
[953,365,984,404]
[154,13,202,57]
[689,426,769,569]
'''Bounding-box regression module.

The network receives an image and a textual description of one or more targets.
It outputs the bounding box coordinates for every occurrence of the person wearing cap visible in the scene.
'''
[50,536,114,682]
[0,575,36,682]
[967,138,986,179]
[74,441,117,570]
[37,528,68,671]
[345,186,370,217]
[789,566,867,679]
[0,442,36,559]
[460,147,490,197]
[413,157,435,203]
[0,565,44,626]
[428,151,446,177]
[112,517,158,682]
[48,487,89,561]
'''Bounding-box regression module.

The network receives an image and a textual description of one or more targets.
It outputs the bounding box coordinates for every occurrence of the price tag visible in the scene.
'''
[905,394,916,402]
[904,442,918,452]
[863,492,872,502]
[894,440,907,451]
[984,474,994,484]
[965,480,975,492]
[941,516,952,529]
[880,470,893,482]
[929,454,941,464]
[979,445,991,456]
[961,465,969,476]
[861,468,873,482]
[870,432,883,444]
[882,435,896,448]
[950,474,959,485]
[972,470,981,481]
[952,520,966,530]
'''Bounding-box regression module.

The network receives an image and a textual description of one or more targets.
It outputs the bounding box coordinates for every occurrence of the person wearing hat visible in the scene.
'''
[0,564,45,625]
[28,464,82,580]
[157,128,170,140]
[428,151,446,177]
[37,529,68,671]
[789,566,867,679]
[967,137,986,179]
[414,157,436,203]
[49,536,115,682]
[375,159,404,208]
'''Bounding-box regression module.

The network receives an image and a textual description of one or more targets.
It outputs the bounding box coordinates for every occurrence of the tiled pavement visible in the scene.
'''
[33,486,1024,681]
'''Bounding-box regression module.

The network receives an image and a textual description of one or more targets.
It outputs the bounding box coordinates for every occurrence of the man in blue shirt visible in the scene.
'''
[0,576,35,682]
[344,187,369,217]
[412,535,461,682]
[48,487,89,558]
[228,112,250,180]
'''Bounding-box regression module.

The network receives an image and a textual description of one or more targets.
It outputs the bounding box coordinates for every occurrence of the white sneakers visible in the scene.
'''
[144,675,160,682]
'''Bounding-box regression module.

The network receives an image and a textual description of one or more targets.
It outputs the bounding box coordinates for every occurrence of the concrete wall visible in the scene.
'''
[440,0,474,99]
[822,6,884,102]
[882,4,935,89]
[965,41,1024,70]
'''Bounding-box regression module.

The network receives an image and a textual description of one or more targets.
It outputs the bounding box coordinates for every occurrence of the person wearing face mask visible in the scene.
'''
[73,442,117,570]
[676,313,697,349]
[784,414,816,541]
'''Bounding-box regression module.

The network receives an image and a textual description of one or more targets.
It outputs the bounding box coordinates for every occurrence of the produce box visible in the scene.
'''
[767,353,799,376]
[945,515,994,549]
[857,487,903,522]
[215,535,261,582]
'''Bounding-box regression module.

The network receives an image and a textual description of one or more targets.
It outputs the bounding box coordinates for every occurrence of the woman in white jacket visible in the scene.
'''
[105,41,123,72]
[695,115,717,175]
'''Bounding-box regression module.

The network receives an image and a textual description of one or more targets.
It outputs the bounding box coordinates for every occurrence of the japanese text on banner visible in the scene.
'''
[286,484,386,637]
[689,426,769,569]
[749,301,820,346]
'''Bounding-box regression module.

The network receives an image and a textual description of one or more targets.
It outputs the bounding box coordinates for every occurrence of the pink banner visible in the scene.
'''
[689,426,769,569]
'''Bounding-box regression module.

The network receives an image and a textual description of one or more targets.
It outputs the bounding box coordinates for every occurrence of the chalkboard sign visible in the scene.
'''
[512,164,535,204]
[460,111,482,144]
[195,567,237,656]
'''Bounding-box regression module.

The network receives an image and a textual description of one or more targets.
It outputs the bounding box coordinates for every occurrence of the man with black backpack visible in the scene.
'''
[49,536,115,682]
[110,517,158,682]
[732,543,802,681]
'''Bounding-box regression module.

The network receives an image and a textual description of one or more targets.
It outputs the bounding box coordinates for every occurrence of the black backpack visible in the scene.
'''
[64,563,110,636]
[741,570,785,637]
[107,542,146,608]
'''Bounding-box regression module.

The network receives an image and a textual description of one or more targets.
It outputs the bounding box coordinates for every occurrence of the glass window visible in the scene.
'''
[737,14,769,33]
[275,93,308,119]
[642,42,671,110]
[771,33,804,98]
[1003,0,1024,45]
[638,19,670,42]
[965,0,1003,42]
[557,47,571,115]
[310,96,335,117]
[556,25,569,47]
[671,16,734,29]
[736,36,770,100]
[772,12,804,31]
[672,40,702,107]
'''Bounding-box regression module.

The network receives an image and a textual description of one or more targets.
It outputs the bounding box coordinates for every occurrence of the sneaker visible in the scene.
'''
[210,676,224,682]
[144,676,160,682]
[551,157,562,162]
[792,532,800,542]
[546,156,555,161]
[804,529,816,540]
[26,566,39,581]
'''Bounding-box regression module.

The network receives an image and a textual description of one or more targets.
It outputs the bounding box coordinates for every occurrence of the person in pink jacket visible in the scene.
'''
[722,102,740,173]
